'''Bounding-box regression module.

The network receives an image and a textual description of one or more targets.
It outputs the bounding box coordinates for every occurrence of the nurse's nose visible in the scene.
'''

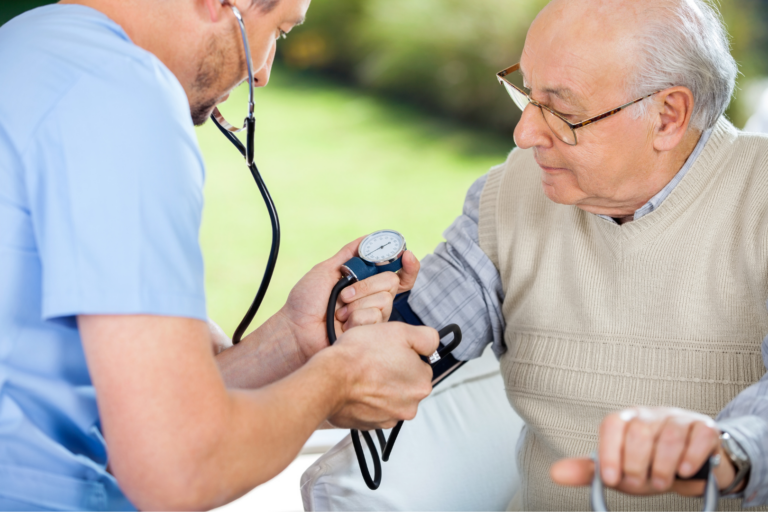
[253,41,276,88]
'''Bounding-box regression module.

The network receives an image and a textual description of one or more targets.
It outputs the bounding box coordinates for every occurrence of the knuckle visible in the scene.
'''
[651,466,672,483]
[700,424,719,444]
[354,280,369,296]
[602,412,624,431]
[659,425,686,446]
[625,419,652,443]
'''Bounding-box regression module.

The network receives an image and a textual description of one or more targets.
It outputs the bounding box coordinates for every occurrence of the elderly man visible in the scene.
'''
[380,0,768,509]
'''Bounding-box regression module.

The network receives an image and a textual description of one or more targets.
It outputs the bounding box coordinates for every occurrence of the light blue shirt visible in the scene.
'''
[0,6,207,510]
[410,128,768,507]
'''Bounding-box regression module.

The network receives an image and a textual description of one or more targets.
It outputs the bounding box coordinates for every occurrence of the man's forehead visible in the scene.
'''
[520,1,639,110]
[518,60,589,108]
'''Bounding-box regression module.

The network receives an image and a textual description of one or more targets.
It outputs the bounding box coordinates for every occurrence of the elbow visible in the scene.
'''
[107,429,237,511]
[112,457,232,511]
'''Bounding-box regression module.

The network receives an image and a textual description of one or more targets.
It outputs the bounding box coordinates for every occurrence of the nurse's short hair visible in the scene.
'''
[629,0,738,131]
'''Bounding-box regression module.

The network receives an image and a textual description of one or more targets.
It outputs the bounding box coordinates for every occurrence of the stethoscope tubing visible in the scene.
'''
[211,116,280,345]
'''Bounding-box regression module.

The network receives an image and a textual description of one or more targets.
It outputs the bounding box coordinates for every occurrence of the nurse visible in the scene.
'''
[0,0,439,509]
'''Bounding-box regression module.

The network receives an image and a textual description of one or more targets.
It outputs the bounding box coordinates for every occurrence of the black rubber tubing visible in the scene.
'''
[211,115,281,345]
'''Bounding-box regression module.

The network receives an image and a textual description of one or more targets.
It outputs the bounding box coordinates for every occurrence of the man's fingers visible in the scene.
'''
[327,237,366,269]
[343,308,385,330]
[340,272,400,303]
[551,458,594,487]
[337,291,394,321]
[599,410,633,486]
[651,418,689,491]
[623,414,663,488]
[678,420,719,478]
[397,250,420,293]
[403,324,440,357]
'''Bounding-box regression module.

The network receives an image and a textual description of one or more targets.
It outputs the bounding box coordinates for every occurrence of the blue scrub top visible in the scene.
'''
[0,6,208,510]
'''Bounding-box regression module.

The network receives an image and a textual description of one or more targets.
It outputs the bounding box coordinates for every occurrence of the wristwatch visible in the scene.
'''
[719,431,751,496]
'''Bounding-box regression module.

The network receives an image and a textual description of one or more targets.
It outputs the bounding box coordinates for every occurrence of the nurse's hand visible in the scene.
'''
[324,322,438,430]
[550,407,740,497]
[278,236,420,363]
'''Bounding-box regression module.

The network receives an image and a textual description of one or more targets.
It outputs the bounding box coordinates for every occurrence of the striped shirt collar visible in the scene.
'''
[598,127,714,224]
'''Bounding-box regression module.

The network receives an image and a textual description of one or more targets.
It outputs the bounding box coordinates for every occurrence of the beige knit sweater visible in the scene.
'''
[477,118,768,511]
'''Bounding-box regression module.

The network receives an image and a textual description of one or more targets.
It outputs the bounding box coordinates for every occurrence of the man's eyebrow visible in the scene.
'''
[520,68,584,110]
[542,86,583,108]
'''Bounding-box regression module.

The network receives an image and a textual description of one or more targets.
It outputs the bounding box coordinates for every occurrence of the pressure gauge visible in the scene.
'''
[359,230,407,266]
[341,230,407,282]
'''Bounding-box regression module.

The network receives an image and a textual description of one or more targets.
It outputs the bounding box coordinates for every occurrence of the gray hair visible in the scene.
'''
[630,0,738,131]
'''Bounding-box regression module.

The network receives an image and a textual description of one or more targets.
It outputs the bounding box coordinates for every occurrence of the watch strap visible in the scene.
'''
[719,431,751,496]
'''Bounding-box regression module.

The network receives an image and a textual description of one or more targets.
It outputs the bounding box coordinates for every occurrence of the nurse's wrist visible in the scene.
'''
[216,313,304,388]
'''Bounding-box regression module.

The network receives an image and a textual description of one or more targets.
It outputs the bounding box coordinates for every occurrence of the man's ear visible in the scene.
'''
[202,0,227,22]
[652,86,695,152]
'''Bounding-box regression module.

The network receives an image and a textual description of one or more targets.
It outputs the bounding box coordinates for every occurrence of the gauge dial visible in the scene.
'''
[359,230,407,265]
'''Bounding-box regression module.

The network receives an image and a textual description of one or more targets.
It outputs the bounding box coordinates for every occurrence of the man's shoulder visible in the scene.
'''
[0,5,188,153]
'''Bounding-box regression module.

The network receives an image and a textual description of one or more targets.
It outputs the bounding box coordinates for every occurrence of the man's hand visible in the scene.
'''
[320,322,439,431]
[276,236,420,363]
[550,407,740,497]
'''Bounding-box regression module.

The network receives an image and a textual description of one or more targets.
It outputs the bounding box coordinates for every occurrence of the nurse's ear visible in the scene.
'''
[202,0,228,22]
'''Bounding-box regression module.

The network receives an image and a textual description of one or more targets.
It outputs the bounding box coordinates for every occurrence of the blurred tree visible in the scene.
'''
[281,0,768,132]
[723,0,768,125]
[0,1,54,26]
[5,0,767,130]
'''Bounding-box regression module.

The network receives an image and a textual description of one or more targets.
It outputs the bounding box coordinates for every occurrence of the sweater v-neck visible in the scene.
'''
[589,118,739,255]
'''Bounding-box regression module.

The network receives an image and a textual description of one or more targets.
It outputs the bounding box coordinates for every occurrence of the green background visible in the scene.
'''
[5,1,768,335]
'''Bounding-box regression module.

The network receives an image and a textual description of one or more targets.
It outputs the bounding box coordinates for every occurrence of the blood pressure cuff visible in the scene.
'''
[391,292,465,384]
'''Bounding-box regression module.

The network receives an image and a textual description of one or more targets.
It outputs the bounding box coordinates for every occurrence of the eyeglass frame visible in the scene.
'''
[496,63,662,146]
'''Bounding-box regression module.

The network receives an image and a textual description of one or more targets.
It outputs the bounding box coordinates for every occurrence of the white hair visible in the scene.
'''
[630,0,738,131]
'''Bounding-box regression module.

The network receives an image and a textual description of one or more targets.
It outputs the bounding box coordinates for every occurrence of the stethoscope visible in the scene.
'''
[210,2,464,491]
[211,1,277,346]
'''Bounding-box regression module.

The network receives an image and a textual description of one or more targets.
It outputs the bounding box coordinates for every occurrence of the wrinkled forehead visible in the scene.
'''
[520,0,642,111]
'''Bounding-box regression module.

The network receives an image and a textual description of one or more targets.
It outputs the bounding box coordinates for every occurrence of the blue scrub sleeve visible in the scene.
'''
[24,58,207,323]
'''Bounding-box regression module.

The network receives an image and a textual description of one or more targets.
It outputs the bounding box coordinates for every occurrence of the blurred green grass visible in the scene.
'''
[198,69,512,335]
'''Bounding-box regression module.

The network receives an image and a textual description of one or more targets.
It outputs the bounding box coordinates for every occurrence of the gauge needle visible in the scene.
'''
[370,242,392,254]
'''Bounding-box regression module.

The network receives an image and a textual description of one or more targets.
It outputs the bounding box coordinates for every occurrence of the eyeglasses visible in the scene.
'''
[496,63,661,146]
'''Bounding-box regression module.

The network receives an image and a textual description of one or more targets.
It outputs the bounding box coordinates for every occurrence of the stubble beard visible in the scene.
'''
[190,34,240,126]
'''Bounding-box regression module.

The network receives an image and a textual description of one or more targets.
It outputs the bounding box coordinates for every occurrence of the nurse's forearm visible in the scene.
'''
[79,314,343,510]
[215,311,305,389]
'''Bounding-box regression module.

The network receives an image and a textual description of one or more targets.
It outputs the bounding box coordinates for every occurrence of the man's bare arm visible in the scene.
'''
[79,314,437,510]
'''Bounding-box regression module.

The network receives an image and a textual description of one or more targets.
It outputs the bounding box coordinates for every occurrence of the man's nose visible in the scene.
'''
[253,41,276,88]
[513,103,554,150]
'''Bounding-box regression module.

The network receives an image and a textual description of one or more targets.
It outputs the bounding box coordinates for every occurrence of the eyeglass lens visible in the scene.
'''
[500,80,577,145]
